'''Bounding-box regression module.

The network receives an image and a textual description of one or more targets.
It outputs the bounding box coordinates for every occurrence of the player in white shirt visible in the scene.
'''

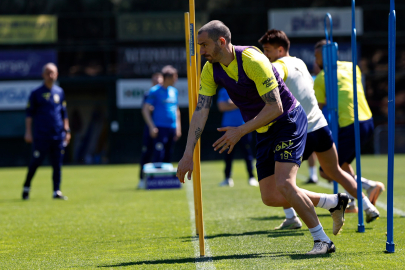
[258,29,380,229]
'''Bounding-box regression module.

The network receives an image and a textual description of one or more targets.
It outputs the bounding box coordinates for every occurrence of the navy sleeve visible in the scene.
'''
[26,91,36,117]
[61,91,68,119]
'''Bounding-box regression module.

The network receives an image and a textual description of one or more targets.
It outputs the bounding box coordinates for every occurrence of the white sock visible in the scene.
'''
[355,175,375,190]
[309,224,330,243]
[362,196,374,210]
[23,187,30,192]
[309,166,318,181]
[284,207,297,219]
[317,194,338,210]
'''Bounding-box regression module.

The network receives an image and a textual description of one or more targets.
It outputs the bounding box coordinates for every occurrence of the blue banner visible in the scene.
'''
[289,43,359,73]
[0,50,57,78]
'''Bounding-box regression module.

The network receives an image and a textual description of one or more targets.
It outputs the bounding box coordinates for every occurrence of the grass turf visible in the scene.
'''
[0,155,404,269]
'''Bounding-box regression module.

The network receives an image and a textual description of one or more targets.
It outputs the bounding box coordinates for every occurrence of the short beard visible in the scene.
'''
[208,43,222,63]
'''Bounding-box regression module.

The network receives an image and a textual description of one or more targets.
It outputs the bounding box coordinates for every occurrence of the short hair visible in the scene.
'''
[198,20,231,43]
[161,65,177,79]
[314,39,327,51]
[42,63,57,73]
[152,72,163,78]
[258,29,290,51]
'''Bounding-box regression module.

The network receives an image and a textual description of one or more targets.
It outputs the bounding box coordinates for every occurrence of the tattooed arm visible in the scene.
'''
[212,88,283,154]
[176,94,212,182]
[239,87,283,135]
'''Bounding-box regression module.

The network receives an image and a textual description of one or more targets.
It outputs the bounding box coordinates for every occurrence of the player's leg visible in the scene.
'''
[240,133,258,186]
[138,126,154,188]
[335,119,382,221]
[162,127,176,163]
[220,137,235,187]
[259,163,337,254]
[316,146,378,218]
[258,106,347,237]
[307,153,318,184]
[49,139,67,200]
[151,127,166,163]
[22,140,48,200]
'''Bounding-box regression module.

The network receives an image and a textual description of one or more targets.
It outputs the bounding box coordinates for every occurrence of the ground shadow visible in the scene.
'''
[97,251,327,267]
[180,229,304,241]
[251,213,331,222]
[250,215,285,221]
[0,198,27,203]
[267,230,305,238]
[97,253,264,267]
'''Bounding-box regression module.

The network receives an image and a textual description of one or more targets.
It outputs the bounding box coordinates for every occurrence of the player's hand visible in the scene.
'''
[24,132,33,144]
[64,132,71,146]
[213,126,243,154]
[149,127,159,138]
[176,154,193,183]
[174,128,182,141]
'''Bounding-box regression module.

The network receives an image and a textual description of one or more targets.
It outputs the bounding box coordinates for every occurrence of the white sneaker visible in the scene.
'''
[306,241,336,255]
[248,177,259,187]
[365,205,380,223]
[329,193,349,235]
[137,179,146,189]
[219,178,234,187]
[275,216,302,230]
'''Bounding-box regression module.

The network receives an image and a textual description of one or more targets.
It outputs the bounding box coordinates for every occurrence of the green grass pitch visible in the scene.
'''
[0,155,404,269]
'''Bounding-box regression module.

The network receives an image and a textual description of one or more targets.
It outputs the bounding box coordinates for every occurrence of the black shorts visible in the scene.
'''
[336,118,374,165]
[302,125,334,161]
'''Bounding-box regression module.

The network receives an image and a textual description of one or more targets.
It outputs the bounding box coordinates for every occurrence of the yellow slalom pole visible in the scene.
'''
[197,44,201,87]
[189,0,205,257]
[184,12,200,236]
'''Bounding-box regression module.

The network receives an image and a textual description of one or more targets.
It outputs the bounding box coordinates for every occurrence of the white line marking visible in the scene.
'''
[186,181,215,269]
[297,173,405,217]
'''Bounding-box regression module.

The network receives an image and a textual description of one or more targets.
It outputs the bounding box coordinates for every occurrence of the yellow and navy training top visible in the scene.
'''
[199,46,281,133]
[199,46,278,97]
[314,61,372,128]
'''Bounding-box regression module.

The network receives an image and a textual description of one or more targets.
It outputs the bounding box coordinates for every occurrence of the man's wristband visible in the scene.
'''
[65,128,71,133]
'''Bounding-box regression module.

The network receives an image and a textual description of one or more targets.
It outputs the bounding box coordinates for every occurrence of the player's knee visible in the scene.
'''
[275,180,294,196]
[261,195,278,207]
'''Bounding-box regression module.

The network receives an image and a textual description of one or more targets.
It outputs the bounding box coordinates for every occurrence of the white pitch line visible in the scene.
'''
[297,173,405,217]
[186,181,215,270]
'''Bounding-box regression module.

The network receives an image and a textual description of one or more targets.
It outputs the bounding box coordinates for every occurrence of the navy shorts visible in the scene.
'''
[302,126,334,161]
[256,105,307,181]
[336,118,374,166]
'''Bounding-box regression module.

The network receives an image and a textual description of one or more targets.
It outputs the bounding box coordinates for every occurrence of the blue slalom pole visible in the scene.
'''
[386,0,396,253]
[352,0,365,233]
[323,13,339,194]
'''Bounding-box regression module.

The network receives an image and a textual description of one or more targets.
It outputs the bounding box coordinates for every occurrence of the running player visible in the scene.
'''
[176,20,348,255]
[313,39,385,213]
[258,29,380,229]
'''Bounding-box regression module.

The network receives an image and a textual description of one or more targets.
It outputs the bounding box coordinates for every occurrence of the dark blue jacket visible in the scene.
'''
[26,84,68,140]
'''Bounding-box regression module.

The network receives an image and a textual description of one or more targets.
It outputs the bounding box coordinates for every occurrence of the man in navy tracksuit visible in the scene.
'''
[22,63,71,200]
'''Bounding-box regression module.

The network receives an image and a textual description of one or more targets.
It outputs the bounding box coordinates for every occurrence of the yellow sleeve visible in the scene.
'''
[314,71,326,104]
[242,48,278,96]
[272,60,288,82]
[198,62,217,96]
